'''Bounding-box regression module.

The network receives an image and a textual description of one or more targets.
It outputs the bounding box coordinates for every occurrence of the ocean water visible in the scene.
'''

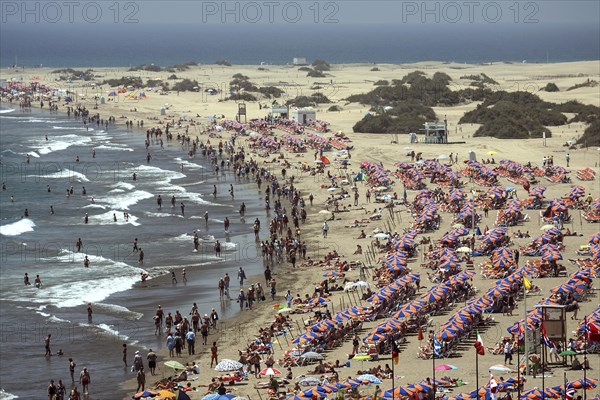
[1,23,598,68]
[0,105,268,399]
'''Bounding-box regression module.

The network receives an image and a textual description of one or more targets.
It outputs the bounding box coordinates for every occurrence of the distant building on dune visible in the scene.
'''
[420,119,448,144]
[292,107,316,125]
[293,57,308,65]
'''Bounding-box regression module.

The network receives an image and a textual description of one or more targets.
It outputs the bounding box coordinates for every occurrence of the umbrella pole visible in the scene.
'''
[563,371,567,400]
[391,344,396,400]
[432,351,436,399]
[583,316,587,400]
[256,389,264,400]
[517,326,521,400]
[475,346,479,389]
[542,341,545,400]
[524,283,530,376]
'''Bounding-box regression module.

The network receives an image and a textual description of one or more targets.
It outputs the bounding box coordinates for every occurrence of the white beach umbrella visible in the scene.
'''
[215,359,243,372]
[300,352,324,360]
[374,233,389,239]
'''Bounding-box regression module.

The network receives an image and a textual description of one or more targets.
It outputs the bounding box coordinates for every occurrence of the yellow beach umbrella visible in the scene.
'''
[156,390,176,399]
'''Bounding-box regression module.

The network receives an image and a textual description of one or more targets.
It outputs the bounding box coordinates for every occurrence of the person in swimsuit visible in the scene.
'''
[210,342,218,367]
[79,367,90,394]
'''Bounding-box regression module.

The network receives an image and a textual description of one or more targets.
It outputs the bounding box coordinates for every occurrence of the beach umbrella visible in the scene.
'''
[352,354,372,361]
[566,378,598,390]
[302,387,328,398]
[542,251,563,261]
[298,377,322,386]
[133,391,159,399]
[259,367,281,376]
[215,359,243,372]
[558,350,578,356]
[300,351,324,360]
[357,374,382,384]
[309,297,330,306]
[202,395,235,400]
[540,224,555,231]
[488,364,516,373]
[290,396,311,400]
[434,364,458,371]
[323,271,340,278]
[589,232,600,244]
[374,232,390,239]
[521,388,546,399]
[164,360,186,370]
[156,391,176,399]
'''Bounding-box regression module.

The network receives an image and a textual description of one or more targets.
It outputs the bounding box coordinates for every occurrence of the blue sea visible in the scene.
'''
[0,105,269,399]
[1,23,599,68]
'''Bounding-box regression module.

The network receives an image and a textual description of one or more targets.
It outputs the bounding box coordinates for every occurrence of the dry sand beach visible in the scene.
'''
[1,61,599,400]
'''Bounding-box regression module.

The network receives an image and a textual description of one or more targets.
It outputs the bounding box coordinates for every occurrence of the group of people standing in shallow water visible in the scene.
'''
[29,104,322,398]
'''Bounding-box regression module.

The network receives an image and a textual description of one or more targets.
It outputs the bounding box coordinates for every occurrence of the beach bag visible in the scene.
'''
[261,295,266,301]
[131,365,135,373]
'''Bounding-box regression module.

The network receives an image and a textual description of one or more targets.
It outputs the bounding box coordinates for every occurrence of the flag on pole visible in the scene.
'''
[540,321,553,348]
[474,330,485,355]
[565,389,576,400]
[392,339,400,365]
[489,374,498,400]
[523,276,532,290]
[433,339,443,358]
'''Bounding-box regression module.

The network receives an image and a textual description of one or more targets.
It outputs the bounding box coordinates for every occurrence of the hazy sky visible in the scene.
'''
[113,0,600,25]
[1,0,599,27]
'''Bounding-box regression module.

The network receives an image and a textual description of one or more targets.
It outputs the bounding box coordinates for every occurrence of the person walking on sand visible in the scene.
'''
[136,366,146,391]
[79,367,90,395]
[147,349,157,375]
[322,221,329,238]
[210,341,218,368]
[166,333,175,358]
[186,328,196,355]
